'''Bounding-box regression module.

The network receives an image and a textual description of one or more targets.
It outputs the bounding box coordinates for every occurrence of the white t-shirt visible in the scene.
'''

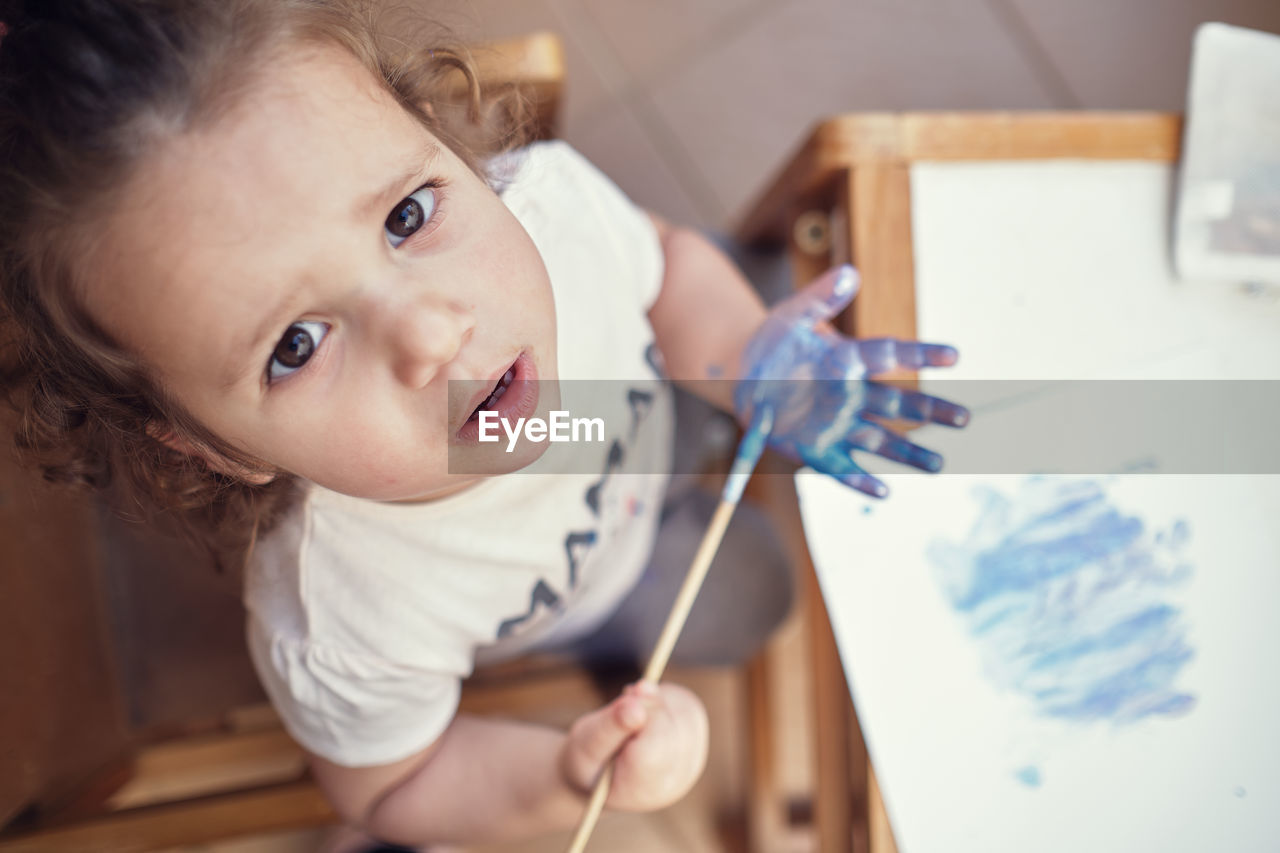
[243,142,674,767]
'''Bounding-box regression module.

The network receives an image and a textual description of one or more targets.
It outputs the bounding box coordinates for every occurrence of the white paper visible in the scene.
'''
[798,472,1280,853]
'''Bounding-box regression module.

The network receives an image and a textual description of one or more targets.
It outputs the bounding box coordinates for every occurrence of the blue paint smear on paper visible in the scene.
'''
[928,478,1197,734]
[1014,766,1042,787]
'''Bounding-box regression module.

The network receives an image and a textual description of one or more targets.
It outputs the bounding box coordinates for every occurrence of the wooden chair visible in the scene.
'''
[0,31,800,853]
[736,110,1184,853]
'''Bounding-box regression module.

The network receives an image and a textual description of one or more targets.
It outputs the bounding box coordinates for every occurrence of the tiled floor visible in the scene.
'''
[122,2,1280,851]
[443,0,1280,235]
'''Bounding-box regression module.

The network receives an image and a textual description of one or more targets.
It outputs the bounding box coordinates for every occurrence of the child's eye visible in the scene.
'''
[384,185,438,248]
[267,320,329,383]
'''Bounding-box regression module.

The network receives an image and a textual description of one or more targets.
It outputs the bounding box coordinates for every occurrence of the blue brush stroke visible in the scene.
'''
[928,478,1197,727]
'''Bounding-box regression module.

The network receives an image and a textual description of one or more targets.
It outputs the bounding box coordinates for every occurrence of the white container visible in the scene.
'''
[1175,23,1280,285]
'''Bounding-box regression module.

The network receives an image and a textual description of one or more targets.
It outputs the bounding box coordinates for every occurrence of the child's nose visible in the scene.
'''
[385,296,475,389]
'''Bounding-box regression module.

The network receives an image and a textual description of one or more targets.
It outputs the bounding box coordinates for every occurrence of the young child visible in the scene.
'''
[0,1,965,847]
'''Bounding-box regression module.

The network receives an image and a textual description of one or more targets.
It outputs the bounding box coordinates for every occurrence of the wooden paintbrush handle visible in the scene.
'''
[565,497,742,853]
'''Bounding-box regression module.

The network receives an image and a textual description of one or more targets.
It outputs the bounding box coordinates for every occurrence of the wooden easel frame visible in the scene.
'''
[736,111,1183,853]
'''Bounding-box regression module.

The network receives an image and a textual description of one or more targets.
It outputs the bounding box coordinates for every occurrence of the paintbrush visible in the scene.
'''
[564,407,774,853]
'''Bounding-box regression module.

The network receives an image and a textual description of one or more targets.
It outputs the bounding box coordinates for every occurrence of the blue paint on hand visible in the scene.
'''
[733,265,969,498]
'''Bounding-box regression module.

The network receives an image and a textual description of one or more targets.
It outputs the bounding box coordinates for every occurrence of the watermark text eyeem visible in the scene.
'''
[478,410,605,452]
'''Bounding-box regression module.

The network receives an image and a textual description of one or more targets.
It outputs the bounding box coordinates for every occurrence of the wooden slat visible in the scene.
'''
[735,114,903,248]
[744,653,785,852]
[223,703,286,734]
[105,729,306,811]
[8,655,598,850]
[736,112,1181,247]
[0,435,131,827]
[842,146,916,853]
[899,111,1181,162]
[466,31,566,139]
[868,767,899,853]
[35,756,136,826]
[0,781,334,853]
[459,658,603,716]
[784,236,861,853]
[470,31,566,89]
[799,537,859,853]
[752,447,860,853]
[846,165,918,346]
[777,136,924,853]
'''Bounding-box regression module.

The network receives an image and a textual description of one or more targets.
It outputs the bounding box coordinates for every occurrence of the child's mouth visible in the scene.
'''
[467,366,516,423]
[455,351,540,443]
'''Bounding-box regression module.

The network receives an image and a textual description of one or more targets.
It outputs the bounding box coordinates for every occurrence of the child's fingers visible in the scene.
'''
[606,682,711,811]
[857,337,958,373]
[789,264,860,326]
[562,685,657,790]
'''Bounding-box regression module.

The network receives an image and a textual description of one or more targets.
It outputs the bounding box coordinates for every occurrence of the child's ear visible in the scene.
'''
[145,422,277,486]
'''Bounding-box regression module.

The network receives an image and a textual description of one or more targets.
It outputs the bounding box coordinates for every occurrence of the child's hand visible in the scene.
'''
[560,681,709,812]
[734,265,970,498]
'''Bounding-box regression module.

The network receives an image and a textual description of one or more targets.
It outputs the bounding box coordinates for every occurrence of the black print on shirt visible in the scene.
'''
[644,342,665,379]
[496,578,562,639]
[626,388,653,442]
[493,347,660,641]
[564,530,597,588]
[584,440,624,517]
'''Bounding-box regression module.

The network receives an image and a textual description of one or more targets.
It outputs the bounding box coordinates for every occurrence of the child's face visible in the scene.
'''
[84,45,559,501]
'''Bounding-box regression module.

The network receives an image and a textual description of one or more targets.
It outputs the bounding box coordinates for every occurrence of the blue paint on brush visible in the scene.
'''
[722,405,773,504]
[928,478,1197,726]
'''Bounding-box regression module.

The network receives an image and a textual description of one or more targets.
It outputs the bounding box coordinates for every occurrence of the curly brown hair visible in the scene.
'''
[0,0,532,572]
